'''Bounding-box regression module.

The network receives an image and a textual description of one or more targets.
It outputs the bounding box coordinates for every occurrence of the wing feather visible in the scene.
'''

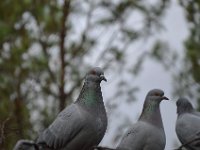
[37,104,85,149]
[176,113,200,149]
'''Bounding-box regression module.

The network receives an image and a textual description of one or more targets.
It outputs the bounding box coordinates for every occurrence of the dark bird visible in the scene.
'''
[35,67,107,150]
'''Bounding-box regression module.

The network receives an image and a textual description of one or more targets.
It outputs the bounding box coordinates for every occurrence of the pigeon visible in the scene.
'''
[36,67,107,150]
[13,139,38,150]
[116,89,169,150]
[176,98,200,150]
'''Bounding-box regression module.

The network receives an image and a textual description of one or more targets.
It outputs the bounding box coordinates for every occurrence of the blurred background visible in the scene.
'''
[0,0,199,149]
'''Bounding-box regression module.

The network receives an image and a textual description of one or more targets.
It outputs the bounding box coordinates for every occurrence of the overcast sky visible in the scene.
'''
[101,0,189,149]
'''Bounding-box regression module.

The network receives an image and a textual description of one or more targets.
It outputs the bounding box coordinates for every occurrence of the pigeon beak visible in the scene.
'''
[162,96,169,100]
[100,75,107,82]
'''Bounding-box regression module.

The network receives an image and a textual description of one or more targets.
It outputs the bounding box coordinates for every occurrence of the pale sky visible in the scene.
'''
[100,0,189,149]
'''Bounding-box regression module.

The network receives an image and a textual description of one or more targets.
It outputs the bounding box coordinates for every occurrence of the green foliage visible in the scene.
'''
[0,0,169,149]
[150,40,178,70]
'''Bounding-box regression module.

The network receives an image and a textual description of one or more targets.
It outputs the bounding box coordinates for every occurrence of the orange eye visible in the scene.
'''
[154,93,160,96]
[90,70,96,75]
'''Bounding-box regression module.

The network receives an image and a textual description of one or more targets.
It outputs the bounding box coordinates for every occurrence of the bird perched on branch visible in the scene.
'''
[95,89,168,150]
[35,67,108,150]
[176,98,200,150]
[117,89,168,150]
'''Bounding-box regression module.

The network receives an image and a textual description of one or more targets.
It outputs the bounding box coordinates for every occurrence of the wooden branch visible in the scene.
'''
[0,117,10,145]
[59,0,71,111]
[14,97,24,138]
[71,0,95,61]
[40,40,57,84]
[14,78,25,139]
[95,30,118,66]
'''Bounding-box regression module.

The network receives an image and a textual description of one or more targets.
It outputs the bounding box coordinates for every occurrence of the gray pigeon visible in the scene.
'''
[13,139,38,150]
[176,98,200,150]
[116,89,168,150]
[36,67,107,150]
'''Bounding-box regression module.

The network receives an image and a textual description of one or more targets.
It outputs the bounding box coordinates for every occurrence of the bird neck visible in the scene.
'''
[76,81,103,108]
[177,105,194,116]
[139,100,164,129]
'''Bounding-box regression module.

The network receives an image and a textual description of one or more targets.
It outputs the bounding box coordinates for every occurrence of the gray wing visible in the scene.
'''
[176,113,200,149]
[37,103,85,149]
[117,121,147,150]
[118,121,165,150]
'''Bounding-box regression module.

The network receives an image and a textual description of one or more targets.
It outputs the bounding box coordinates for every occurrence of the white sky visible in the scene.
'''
[100,0,189,149]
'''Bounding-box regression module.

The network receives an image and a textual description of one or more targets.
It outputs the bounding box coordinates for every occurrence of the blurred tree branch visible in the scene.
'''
[0,117,10,146]
[0,0,169,149]
[59,0,71,111]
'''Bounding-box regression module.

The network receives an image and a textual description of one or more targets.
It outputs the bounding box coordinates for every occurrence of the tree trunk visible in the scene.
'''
[59,0,71,111]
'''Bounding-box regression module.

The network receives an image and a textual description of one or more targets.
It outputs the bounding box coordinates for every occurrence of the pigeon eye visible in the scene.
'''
[154,93,160,96]
[90,70,96,75]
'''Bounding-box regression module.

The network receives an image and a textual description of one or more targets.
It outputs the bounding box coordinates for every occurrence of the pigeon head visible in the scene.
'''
[139,89,168,127]
[176,98,194,115]
[146,89,169,102]
[85,67,107,83]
